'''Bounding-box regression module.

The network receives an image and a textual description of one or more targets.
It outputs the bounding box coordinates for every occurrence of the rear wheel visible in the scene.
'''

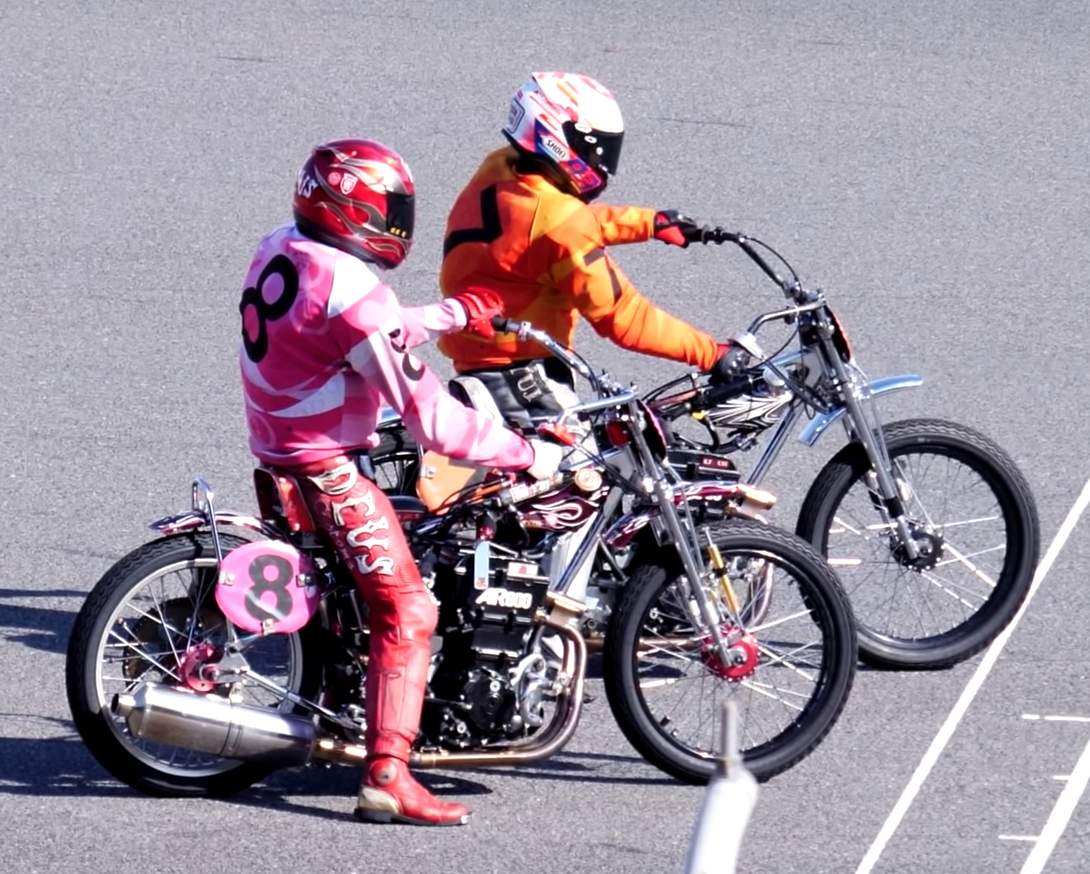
[603,520,857,784]
[66,532,319,797]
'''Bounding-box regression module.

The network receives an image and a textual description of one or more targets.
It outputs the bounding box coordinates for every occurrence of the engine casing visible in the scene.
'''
[423,545,552,747]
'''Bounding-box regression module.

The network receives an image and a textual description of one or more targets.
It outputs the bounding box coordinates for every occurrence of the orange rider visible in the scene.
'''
[438,71,734,425]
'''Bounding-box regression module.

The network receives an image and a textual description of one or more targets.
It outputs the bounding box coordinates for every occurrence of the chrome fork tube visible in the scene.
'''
[526,490,621,653]
[551,486,623,598]
[629,408,732,661]
[826,346,918,559]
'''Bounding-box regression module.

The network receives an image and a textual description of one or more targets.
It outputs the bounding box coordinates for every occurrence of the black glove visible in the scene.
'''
[653,210,705,248]
[709,342,750,382]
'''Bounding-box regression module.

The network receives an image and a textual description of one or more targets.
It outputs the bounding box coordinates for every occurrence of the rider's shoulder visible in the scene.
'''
[534,187,601,246]
[257,224,389,313]
[327,251,390,322]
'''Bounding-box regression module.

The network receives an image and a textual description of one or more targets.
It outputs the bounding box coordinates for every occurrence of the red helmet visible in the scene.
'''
[292,138,415,269]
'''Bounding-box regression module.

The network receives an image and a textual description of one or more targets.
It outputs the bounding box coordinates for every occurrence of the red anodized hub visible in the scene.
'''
[176,642,221,692]
[700,628,760,681]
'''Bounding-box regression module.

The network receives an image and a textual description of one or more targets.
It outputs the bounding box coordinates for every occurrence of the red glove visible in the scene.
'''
[653,210,705,248]
[451,287,504,338]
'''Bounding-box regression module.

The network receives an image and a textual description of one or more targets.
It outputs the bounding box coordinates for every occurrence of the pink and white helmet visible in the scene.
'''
[502,71,624,201]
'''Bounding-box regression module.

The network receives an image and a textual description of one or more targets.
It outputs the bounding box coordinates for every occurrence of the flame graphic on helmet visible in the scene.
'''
[328,149,412,195]
[309,152,406,241]
[293,139,413,269]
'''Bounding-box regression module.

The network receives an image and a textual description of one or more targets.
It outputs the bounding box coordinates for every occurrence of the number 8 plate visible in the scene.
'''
[215,540,319,634]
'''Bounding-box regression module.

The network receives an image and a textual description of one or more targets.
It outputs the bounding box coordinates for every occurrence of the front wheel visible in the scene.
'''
[603,520,857,784]
[65,532,319,797]
[797,417,1041,670]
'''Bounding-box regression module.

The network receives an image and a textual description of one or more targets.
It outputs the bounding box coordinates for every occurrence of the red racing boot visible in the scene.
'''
[352,558,472,826]
[294,463,473,826]
[355,755,471,826]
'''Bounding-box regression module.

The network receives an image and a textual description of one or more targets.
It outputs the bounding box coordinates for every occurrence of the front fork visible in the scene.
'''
[827,356,920,561]
[628,424,742,666]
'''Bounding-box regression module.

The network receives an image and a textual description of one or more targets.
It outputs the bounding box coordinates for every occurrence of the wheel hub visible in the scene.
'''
[891,524,944,571]
[700,627,759,681]
[122,599,220,681]
[177,642,222,692]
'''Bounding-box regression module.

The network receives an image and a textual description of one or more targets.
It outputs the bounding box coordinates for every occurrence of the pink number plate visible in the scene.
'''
[215,540,319,634]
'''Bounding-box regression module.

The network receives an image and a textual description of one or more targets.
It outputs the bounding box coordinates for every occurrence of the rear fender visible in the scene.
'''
[149,510,279,540]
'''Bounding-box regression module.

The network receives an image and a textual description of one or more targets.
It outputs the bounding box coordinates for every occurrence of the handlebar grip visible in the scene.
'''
[701,373,758,408]
[709,345,750,383]
[723,345,749,372]
[699,227,742,245]
[491,315,517,333]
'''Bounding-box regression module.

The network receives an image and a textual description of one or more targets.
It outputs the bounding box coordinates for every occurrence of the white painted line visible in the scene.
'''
[1023,713,1090,724]
[1053,776,1070,782]
[854,476,1090,874]
[999,836,1040,842]
[1020,732,1090,873]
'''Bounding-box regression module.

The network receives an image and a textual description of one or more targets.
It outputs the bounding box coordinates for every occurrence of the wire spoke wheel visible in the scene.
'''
[798,418,1040,670]
[67,533,316,797]
[603,520,856,784]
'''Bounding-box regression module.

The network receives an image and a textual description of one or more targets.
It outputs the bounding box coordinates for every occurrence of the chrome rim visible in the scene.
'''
[94,556,303,777]
[826,450,1008,642]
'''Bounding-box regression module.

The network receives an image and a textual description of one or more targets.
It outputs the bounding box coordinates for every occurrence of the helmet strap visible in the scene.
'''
[505,136,583,198]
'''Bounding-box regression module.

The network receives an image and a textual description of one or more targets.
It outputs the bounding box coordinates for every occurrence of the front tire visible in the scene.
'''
[603,520,857,784]
[797,418,1041,670]
[66,532,319,797]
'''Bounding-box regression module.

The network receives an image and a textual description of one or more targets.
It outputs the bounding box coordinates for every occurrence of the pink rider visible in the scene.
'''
[238,138,562,826]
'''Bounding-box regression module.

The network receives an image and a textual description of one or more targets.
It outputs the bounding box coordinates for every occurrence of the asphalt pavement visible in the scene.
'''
[3,2,1090,872]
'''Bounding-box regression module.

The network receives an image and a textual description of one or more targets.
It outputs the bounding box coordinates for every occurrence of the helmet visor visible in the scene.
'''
[565,123,624,178]
[386,191,415,240]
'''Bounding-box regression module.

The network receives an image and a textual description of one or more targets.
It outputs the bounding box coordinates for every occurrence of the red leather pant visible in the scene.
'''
[284,454,435,761]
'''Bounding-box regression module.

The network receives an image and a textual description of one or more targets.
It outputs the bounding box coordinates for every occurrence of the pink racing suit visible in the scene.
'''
[238,222,533,773]
[240,223,533,470]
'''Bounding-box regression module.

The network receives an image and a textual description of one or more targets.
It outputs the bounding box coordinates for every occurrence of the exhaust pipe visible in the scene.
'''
[112,682,318,767]
[111,594,590,772]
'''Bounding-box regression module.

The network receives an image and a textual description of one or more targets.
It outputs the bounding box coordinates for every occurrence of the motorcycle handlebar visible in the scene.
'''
[490,316,558,353]
[700,372,760,409]
[698,227,742,246]
[694,226,813,306]
[717,345,750,378]
[489,317,598,388]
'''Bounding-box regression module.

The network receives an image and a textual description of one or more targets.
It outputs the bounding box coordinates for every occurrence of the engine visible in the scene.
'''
[421,540,554,748]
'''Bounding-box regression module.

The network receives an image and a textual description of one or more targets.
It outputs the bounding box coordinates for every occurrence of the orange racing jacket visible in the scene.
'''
[437,147,721,373]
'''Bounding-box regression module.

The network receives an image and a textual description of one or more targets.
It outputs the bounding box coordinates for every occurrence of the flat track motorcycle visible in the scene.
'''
[369,230,1041,671]
[65,319,857,795]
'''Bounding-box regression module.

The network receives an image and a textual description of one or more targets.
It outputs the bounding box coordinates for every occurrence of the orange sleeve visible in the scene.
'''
[588,203,656,246]
[548,210,721,370]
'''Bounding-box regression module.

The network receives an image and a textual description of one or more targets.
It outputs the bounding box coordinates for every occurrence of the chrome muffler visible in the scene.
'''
[110,591,590,772]
[112,682,319,767]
